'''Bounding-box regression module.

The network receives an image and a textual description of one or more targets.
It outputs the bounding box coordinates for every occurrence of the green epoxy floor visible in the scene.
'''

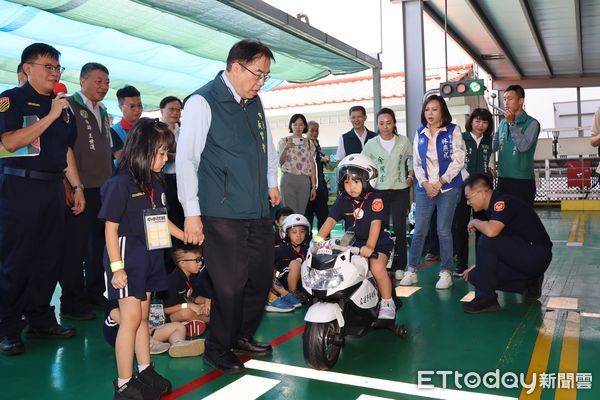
[2,208,599,400]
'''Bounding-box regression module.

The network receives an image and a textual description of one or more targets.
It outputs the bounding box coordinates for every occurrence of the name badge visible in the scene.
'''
[143,207,171,250]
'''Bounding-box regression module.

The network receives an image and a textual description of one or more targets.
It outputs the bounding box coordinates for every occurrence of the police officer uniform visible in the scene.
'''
[328,191,394,256]
[274,240,309,290]
[0,81,77,349]
[98,172,168,301]
[468,191,552,300]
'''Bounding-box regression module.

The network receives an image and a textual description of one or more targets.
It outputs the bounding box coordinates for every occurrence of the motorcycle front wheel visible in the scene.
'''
[303,320,341,370]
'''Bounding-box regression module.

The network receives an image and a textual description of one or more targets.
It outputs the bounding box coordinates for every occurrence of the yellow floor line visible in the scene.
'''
[520,310,558,399]
[555,311,580,400]
[566,215,581,246]
[576,215,586,245]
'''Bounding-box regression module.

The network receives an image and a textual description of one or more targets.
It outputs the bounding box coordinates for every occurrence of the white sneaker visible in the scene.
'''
[394,270,405,280]
[378,299,396,320]
[435,270,453,289]
[168,339,205,358]
[399,270,418,286]
[149,337,170,355]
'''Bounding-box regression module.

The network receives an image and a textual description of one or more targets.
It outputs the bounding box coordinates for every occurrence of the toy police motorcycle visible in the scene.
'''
[301,232,407,370]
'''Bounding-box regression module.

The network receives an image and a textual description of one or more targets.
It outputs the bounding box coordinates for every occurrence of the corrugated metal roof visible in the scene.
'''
[424,0,600,89]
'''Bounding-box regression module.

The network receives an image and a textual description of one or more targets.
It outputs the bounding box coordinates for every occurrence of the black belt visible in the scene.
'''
[1,167,64,181]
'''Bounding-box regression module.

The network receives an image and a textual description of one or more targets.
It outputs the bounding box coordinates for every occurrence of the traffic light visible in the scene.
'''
[439,79,485,98]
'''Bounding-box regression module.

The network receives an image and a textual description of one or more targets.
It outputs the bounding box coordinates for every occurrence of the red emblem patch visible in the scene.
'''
[372,198,384,212]
[493,201,505,212]
[0,97,9,112]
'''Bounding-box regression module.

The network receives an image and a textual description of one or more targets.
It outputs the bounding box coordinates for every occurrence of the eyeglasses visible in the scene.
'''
[465,189,488,201]
[27,62,65,74]
[165,107,181,113]
[180,257,203,263]
[236,62,270,82]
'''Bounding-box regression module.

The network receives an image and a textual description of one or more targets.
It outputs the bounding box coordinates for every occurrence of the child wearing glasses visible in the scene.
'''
[99,118,184,400]
[164,244,211,324]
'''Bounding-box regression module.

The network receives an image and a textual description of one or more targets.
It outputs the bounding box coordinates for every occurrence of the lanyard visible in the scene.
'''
[147,188,155,208]
[351,192,372,227]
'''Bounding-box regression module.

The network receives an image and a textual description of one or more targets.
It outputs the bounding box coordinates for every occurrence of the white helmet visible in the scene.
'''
[281,214,311,235]
[337,153,378,196]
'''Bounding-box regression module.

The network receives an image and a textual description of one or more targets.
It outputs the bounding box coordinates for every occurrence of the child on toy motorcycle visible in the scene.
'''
[313,154,396,320]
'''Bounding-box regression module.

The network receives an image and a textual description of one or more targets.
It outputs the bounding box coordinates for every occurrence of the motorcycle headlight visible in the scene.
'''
[302,266,344,290]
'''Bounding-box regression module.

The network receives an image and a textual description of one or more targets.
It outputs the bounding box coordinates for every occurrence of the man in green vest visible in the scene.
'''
[176,39,281,374]
[493,84,540,206]
[60,63,113,320]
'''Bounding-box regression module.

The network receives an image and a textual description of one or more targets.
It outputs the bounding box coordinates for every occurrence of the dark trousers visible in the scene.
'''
[202,216,273,353]
[59,188,105,310]
[452,192,487,270]
[469,233,552,299]
[0,175,64,336]
[164,174,184,231]
[379,188,410,270]
[497,178,536,207]
[304,187,329,230]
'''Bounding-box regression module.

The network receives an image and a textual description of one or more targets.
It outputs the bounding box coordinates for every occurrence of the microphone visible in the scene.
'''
[53,83,70,123]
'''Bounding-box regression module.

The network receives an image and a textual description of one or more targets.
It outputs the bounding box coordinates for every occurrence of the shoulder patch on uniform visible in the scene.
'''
[372,198,384,212]
[0,97,9,112]
[494,201,505,212]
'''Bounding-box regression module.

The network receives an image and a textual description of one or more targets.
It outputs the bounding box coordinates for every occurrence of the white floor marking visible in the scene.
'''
[356,395,395,400]
[245,359,517,400]
[395,286,421,297]
[460,291,475,302]
[547,297,578,310]
[581,311,600,318]
[201,375,280,400]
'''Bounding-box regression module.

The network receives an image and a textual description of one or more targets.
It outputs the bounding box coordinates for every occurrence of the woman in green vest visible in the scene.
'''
[452,108,494,276]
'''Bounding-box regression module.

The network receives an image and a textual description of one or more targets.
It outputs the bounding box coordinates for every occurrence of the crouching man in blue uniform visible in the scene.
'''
[462,173,552,313]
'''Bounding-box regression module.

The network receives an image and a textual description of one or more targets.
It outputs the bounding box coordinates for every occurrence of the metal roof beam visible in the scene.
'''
[574,0,584,75]
[518,0,552,77]
[465,0,523,79]
[422,2,495,80]
[220,0,382,69]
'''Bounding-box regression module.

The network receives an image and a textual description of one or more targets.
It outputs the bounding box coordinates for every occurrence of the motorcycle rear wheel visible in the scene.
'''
[303,320,341,370]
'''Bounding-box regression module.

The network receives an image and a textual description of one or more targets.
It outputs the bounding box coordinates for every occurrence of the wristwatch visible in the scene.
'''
[72,183,84,191]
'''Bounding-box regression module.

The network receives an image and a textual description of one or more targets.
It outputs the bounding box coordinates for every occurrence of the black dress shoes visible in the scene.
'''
[525,275,544,300]
[0,336,25,356]
[463,297,501,314]
[25,325,76,339]
[203,350,246,374]
[232,337,273,356]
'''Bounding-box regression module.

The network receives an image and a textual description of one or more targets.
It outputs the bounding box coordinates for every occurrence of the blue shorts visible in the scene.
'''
[355,232,394,258]
[104,236,167,301]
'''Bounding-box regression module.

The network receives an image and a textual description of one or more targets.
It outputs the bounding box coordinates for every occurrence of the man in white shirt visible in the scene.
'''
[176,39,281,374]
[335,105,377,161]
[60,63,113,320]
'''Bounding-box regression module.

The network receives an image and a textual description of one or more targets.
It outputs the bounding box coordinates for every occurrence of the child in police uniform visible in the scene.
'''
[274,214,311,300]
[315,154,396,320]
[99,118,184,400]
[164,244,211,324]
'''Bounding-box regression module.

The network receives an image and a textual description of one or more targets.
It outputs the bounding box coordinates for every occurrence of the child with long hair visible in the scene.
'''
[99,118,184,400]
